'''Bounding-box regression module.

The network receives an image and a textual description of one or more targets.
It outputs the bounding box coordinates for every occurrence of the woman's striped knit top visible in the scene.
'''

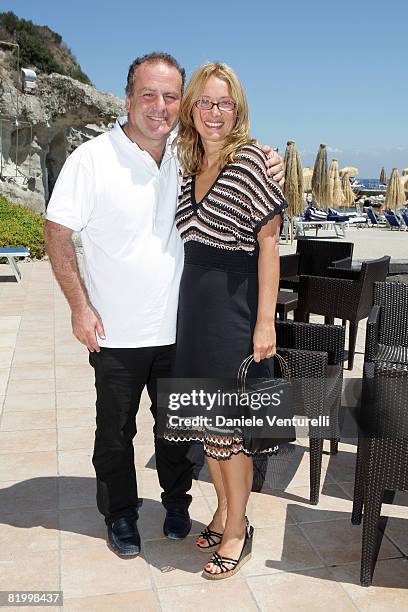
[175,144,287,254]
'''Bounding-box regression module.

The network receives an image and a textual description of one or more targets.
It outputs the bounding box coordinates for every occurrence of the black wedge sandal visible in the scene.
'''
[203,522,254,580]
[196,526,223,552]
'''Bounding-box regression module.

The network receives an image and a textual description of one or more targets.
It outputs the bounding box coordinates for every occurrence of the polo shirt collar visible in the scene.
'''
[113,116,175,166]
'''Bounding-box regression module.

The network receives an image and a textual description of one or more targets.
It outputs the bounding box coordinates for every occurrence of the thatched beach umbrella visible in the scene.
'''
[329,159,345,207]
[400,174,408,192]
[342,172,355,207]
[402,170,408,194]
[311,144,330,207]
[380,167,387,184]
[340,166,359,177]
[303,167,313,192]
[284,140,304,217]
[385,168,405,210]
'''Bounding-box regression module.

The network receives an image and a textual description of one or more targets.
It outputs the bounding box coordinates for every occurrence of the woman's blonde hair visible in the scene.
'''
[176,62,255,175]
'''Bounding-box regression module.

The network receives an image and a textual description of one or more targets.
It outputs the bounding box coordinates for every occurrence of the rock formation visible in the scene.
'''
[0,66,125,212]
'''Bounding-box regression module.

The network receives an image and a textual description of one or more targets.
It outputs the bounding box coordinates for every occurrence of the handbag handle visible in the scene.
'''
[237,352,290,395]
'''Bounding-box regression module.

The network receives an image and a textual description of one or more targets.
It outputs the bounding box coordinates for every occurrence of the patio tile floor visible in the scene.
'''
[0,261,406,611]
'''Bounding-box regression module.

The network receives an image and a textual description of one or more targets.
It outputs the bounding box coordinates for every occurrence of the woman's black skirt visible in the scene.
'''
[165,241,280,460]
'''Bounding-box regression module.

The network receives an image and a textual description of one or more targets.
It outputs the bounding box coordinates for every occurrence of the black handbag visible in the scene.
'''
[237,353,296,453]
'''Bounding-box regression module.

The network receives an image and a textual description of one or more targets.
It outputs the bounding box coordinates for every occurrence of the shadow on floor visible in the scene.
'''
[0,275,17,282]
[0,473,406,582]
[264,503,407,588]
[0,476,209,574]
[193,441,359,503]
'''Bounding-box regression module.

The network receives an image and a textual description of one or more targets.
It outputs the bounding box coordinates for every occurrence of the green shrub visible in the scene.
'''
[17,29,64,74]
[70,67,92,86]
[0,11,91,84]
[0,195,45,258]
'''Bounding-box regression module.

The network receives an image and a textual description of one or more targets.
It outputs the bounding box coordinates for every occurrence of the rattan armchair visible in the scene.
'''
[296,256,391,370]
[275,320,346,504]
[352,361,408,586]
[280,239,354,291]
[365,281,408,366]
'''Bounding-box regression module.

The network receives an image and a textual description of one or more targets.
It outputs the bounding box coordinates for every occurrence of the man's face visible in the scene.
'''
[125,61,182,146]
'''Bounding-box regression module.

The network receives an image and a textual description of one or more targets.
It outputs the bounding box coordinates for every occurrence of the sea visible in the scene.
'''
[356,179,385,188]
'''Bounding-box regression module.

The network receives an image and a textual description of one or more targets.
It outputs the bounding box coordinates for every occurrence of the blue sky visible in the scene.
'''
[3,0,407,175]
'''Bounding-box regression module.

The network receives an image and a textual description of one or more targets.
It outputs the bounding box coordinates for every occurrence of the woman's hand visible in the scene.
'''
[253,319,276,363]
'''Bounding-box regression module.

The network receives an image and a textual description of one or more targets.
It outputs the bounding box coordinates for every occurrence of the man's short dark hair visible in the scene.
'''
[125,52,186,97]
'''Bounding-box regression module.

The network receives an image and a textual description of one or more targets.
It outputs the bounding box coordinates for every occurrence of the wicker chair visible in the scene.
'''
[296,256,391,370]
[280,239,354,291]
[365,281,408,366]
[351,361,408,586]
[275,320,346,504]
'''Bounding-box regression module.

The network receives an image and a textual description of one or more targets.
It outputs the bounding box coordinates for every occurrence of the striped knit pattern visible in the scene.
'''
[176,144,287,254]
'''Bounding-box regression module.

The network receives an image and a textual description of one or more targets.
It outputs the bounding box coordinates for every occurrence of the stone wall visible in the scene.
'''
[0,70,125,212]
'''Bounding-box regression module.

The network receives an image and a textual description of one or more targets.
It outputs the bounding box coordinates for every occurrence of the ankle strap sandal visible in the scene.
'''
[203,523,254,580]
[196,526,223,552]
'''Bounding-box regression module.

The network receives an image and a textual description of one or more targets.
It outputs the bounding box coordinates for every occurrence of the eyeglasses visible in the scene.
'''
[194,97,236,112]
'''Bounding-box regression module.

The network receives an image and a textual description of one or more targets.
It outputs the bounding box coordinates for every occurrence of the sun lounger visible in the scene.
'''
[295,206,347,237]
[398,210,408,230]
[328,207,368,228]
[306,209,329,222]
[0,247,30,281]
[345,213,368,227]
[384,211,403,230]
[366,207,380,227]
[294,219,347,238]
[327,208,350,222]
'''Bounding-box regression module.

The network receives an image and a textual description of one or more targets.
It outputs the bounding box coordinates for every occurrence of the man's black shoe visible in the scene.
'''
[107,517,141,557]
[163,508,192,540]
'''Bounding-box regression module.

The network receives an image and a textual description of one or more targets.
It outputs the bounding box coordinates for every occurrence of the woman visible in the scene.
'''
[167,62,286,579]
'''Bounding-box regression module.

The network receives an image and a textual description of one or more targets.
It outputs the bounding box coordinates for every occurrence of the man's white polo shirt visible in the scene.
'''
[46,119,184,348]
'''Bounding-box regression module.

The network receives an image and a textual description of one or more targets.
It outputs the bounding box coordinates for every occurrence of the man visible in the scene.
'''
[45,52,284,558]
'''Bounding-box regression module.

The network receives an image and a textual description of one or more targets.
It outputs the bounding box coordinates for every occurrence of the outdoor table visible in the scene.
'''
[275,291,298,320]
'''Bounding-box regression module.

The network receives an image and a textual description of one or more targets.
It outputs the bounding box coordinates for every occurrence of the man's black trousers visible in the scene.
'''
[89,345,195,525]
